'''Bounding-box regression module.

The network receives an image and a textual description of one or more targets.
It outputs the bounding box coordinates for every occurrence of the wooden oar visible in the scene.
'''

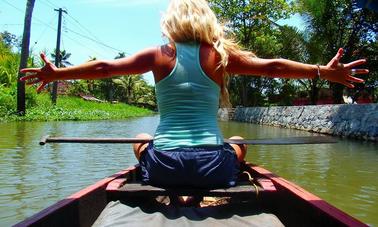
[39,135,337,146]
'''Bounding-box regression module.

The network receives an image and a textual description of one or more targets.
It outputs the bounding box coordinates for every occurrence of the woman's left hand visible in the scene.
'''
[321,48,368,88]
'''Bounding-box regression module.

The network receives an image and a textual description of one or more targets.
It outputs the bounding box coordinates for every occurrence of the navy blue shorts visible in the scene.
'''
[139,142,240,188]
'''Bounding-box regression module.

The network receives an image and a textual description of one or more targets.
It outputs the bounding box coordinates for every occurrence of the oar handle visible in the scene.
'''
[39,136,337,146]
[40,136,152,145]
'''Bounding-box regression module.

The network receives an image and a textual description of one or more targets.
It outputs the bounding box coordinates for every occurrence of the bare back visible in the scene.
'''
[153,43,223,86]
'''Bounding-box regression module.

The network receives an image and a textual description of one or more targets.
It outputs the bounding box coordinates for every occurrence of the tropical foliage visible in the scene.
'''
[1,0,377,118]
[0,93,153,122]
[0,31,156,121]
[67,53,157,108]
[209,0,377,106]
[0,31,38,116]
[210,0,298,106]
[297,0,378,103]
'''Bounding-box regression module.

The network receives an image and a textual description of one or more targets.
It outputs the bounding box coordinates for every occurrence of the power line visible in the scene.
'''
[61,17,109,59]
[39,0,59,9]
[65,27,128,54]
[0,23,24,26]
[62,12,130,57]
[63,34,109,59]
[1,0,130,57]
[65,12,102,42]
[1,0,25,14]
[31,15,56,50]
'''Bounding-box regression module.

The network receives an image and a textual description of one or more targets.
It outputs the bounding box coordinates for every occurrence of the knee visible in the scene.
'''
[229,136,247,162]
[136,133,153,139]
[133,133,153,160]
[229,136,244,140]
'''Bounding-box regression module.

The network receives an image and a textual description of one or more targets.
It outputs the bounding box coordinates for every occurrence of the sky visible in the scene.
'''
[0,0,305,85]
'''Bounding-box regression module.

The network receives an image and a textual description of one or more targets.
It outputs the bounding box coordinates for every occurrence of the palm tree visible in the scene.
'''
[112,75,143,104]
[50,49,72,103]
[112,75,156,108]
[100,52,127,101]
[51,49,72,67]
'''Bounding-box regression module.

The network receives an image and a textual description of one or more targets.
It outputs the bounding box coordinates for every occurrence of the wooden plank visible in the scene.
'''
[107,180,263,197]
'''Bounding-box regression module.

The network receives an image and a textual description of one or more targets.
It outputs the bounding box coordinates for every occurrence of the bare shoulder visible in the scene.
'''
[153,43,177,82]
[156,43,176,61]
[199,42,223,85]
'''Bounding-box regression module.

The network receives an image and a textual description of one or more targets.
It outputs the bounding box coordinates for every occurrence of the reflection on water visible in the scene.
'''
[219,121,378,226]
[0,117,377,226]
[0,116,159,226]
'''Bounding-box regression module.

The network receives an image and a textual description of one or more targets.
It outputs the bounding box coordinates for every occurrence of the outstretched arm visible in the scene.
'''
[20,47,157,92]
[226,48,368,88]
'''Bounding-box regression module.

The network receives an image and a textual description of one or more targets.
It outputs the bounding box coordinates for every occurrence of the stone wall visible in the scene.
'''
[220,104,377,142]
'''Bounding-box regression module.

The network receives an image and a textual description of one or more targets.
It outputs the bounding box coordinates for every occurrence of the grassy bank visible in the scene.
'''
[0,94,154,122]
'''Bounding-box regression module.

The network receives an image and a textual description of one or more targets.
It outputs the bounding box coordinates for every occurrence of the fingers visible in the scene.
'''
[40,53,51,64]
[345,59,367,68]
[347,76,365,83]
[342,81,355,89]
[20,68,41,74]
[20,75,33,82]
[328,48,344,68]
[334,48,344,61]
[37,82,47,93]
[26,78,41,85]
[350,69,369,75]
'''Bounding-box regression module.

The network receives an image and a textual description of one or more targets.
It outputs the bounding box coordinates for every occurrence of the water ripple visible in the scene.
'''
[0,118,377,226]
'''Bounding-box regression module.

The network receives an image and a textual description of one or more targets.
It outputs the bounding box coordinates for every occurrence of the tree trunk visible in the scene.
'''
[331,83,344,104]
[17,0,35,115]
[310,79,319,105]
[241,77,248,106]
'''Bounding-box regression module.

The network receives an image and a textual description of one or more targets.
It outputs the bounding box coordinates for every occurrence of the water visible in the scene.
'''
[0,116,377,226]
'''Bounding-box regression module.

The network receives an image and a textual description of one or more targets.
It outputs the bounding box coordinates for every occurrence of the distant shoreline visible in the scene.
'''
[0,95,154,122]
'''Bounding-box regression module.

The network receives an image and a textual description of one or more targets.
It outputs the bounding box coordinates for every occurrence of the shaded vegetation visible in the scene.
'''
[0,93,153,122]
[0,31,156,121]
[209,0,377,106]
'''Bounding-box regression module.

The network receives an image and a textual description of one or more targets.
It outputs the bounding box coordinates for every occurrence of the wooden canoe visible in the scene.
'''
[14,162,367,227]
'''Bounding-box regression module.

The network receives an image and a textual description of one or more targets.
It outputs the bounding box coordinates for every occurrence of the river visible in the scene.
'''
[0,115,377,226]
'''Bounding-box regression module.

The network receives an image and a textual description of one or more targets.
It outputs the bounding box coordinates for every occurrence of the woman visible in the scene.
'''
[21,0,368,188]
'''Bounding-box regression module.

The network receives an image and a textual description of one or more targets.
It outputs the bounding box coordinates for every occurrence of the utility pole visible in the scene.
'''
[17,0,36,115]
[51,8,67,105]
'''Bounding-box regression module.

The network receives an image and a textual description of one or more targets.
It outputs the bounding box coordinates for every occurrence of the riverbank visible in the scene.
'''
[0,94,154,122]
[219,104,378,142]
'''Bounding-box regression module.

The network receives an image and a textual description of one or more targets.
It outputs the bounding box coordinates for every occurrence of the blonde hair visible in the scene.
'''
[161,0,254,107]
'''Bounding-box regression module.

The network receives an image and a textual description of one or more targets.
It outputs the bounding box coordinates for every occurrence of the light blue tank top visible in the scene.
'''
[154,42,224,150]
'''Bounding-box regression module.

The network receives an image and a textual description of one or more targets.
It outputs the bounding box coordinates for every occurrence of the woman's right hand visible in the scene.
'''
[20,53,58,92]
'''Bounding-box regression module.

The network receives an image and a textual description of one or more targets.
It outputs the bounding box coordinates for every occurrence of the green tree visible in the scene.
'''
[209,0,296,106]
[51,49,73,67]
[0,39,20,86]
[277,25,331,104]
[0,31,20,49]
[297,0,378,103]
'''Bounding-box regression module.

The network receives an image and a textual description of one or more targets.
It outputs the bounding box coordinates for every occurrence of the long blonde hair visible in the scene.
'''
[161,0,254,107]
